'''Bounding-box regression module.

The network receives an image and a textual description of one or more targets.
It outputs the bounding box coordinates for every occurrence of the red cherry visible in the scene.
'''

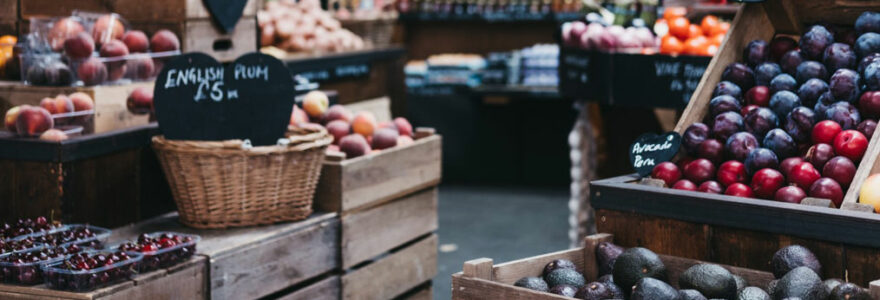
[788,162,821,190]
[812,120,842,144]
[651,162,682,187]
[717,160,747,187]
[832,130,868,161]
[725,183,754,197]
[751,168,785,199]
[672,179,698,191]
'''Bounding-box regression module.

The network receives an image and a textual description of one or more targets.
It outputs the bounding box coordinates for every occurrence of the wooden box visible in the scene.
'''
[128,17,258,63]
[342,234,438,300]
[452,233,880,299]
[0,81,152,134]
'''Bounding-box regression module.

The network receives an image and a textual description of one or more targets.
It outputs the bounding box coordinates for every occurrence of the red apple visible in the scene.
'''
[822,156,857,188]
[751,168,785,199]
[651,162,681,187]
[809,177,844,207]
[779,157,804,179]
[672,179,697,191]
[717,160,747,187]
[746,86,771,107]
[775,186,807,204]
[812,120,843,144]
[698,181,723,194]
[788,162,821,190]
[725,183,754,197]
[832,130,868,161]
[684,158,716,184]
[805,143,836,170]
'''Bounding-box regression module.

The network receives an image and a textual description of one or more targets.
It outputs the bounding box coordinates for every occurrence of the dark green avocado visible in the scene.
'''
[631,277,678,300]
[679,289,709,300]
[513,276,548,292]
[737,286,770,300]
[771,245,822,279]
[678,264,737,300]
[829,282,871,300]
[774,266,828,300]
[612,247,667,293]
[543,259,577,277]
[544,268,586,289]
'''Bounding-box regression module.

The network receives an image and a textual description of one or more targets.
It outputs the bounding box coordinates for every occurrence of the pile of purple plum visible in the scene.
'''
[652,11,880,207]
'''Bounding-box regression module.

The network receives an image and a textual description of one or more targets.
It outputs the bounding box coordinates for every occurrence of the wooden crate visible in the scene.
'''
[0,81,152,134]
[18,0,260,22]
[342,234,438,300]
[452,233,880,299]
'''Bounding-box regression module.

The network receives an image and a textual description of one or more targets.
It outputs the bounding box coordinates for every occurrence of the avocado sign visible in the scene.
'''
[630,132,682,177]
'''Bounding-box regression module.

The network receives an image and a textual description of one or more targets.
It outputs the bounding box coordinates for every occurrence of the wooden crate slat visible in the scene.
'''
[342,234,438,300]
[490,248,583,285]
[97,256,208,300]
[399,284,432,300]
[276,276,340,300]
[597,209,710,260]
[342,187,438,268]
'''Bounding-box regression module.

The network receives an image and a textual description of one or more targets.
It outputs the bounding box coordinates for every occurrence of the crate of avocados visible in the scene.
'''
[589,0,880,286]
[452,233,880,299]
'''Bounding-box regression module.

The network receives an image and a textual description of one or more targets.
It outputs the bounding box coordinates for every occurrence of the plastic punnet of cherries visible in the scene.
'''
[652,11,880,207]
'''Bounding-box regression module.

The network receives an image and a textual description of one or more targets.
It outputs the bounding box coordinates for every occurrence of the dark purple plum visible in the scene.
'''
[726,132,759,162]
[722,63,756,91]
[698,139,725,164]
[769,90,802,118]
[770,74,798,94]
[713,81,743,101]
[769,36,798,62]
[858,119,877,139]
[856,11,880,35]
[780,50,805,75]
[800,25,835,60]
[824,101,862,130]
[763,128,798,159]
[864,60,880,91]
[828,68,861,103]
[712,111,745,141]
[796,61,828,83]
[744,107,780,138]
[814,92,835,118]
[823,43,857,73]
[860,91,880,118]
[784,106,818,143]
[709,95,743,117]
[858,53,880,76]
[798,78,829,107]
[745,148,779,175]
[744,39,769,67]
[682,123,710,155]
[806,143,836,169]
[855,32,880,58]
[755,62,782,86]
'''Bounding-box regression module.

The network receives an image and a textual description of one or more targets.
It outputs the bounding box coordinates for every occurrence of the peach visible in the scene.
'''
[121,30,149,53]
[397,135,414,146]
[125,57,155,80]
[69,92,95,111]
[63,32,95,59]
[394,117,413,137]
[40,97,58,114]
[15,106,53,136]
[861,174,880,213]
[99,40,129,81]
[92,14,125,47]
[302,91,329,118]
[322,104,351,123]
[127,87,153,115]
[54,95,75,114]
[150,30,180,52]
[326,120,350,144]
[4,106,21,131]
[40,129,68,141]
[351,111,377,137]
[339,134,371,158]
[49,17,85,51]
[77,57,108,86]
[372,127,399,150]
[289,105,309,125]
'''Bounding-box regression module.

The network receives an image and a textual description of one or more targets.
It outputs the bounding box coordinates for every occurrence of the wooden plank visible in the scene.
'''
[63,149,142,227]
[462,258,493,280]
[871,280,880,299]
[582,233,613,282]
[100,256,208,300]
[845,245,880,288]
[342,234,437,300]
[451,275,573,300]
[710,226,781,272]
[342,188,438,268]
[184,17,257,63]
[276,276,340,300]
[596,209,710,260]
[491,248,583,285]
[315,134,442,212]
[345,96,392,123]
[399,284,432,300]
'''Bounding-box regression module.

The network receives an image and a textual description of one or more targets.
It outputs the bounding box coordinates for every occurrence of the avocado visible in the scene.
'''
[679,264,737,299]
[543,259,577,277]
[774,266,828,300]
[544,268,586,289]
[733,275,747,293]
[631,277,678,300]
[824,278,844,296]
[513,276,548,292]
[771,245,822,279]
[598,274,625,298]
[829,282,871,300]
[597,242,625,276]
[548,285,577,297]
[767,280,778,298]
[612,247,667,292]
[737,287,770,300]
[679,289,709,300]
[575,282,613,300]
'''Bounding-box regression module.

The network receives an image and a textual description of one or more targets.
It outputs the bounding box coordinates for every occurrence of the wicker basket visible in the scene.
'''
[152,126,333,229]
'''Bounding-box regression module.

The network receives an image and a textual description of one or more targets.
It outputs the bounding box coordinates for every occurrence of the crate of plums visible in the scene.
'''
[590,1,880,262]
[452,233,880,300]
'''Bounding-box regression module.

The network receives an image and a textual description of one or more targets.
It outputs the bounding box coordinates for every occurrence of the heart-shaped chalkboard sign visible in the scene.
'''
[203,0,249,33]
[153,52,295,146]
[630,132,682,177]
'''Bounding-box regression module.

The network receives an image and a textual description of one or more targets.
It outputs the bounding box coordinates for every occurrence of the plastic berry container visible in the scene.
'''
[42,250,143,292]
[0,245,87,285]
[0,237,44,256]
[32,224,111,250]
[114,232,200,272]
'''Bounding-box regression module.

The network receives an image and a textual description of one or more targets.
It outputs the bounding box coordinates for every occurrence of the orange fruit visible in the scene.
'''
[660,35,684,55]
[683,36,709,56]
[701,15,720,36]
[668,17,691,40]
[0,35,16,46]
[663,6,687,22]
[688,24,704,39]
[710,33,726,46]
[711,22,730,36]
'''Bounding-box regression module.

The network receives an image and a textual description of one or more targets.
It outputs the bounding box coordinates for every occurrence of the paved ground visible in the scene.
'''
[431,184,570,299]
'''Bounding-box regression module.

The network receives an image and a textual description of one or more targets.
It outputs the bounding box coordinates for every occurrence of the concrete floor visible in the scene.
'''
[431,184,570,300]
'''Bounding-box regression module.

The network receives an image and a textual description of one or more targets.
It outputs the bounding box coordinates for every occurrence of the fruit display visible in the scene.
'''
[29,225,111,250]
[3,92,95,139]
[42,250,143,292]
[655,9,729,56]
[21,12,180,86]
[0,244,87,285]
[290,91,416,159]
[0,217,62,241]
[560,20,657,54]
[0,238,41,255]
[652,12,880,208]
[115,232,198,272]
[258,0,366,54]
[514,241,870,299]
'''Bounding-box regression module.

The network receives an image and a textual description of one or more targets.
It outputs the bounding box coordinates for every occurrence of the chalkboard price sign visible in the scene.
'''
[203,0,249,33]
[153,52,295,146]
[629,132,682,177]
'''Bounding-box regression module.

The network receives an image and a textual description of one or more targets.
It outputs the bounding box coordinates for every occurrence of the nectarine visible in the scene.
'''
[127,87,153,115]
[121,30,149,53]
[40,129,68,141]
[54,94,74,114]
[339,134,370,158]
[372,127,398,150]
[99,40,130,81]
[49,17,85,51]
[326,120,350,145]
[150,30,180,52]
[40,97,57,114]
[92,14,125,47]
[125,57,155,80]
[860,174,880,213]
[4,106,21,131]
[15,106,53,136]
[302,91,329,118]
[77,57,108,86]
[351,111,377,137]
[322,104,351,123]
[69,92,95,111]
[393,117,413,137]
[63,32,95,59]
